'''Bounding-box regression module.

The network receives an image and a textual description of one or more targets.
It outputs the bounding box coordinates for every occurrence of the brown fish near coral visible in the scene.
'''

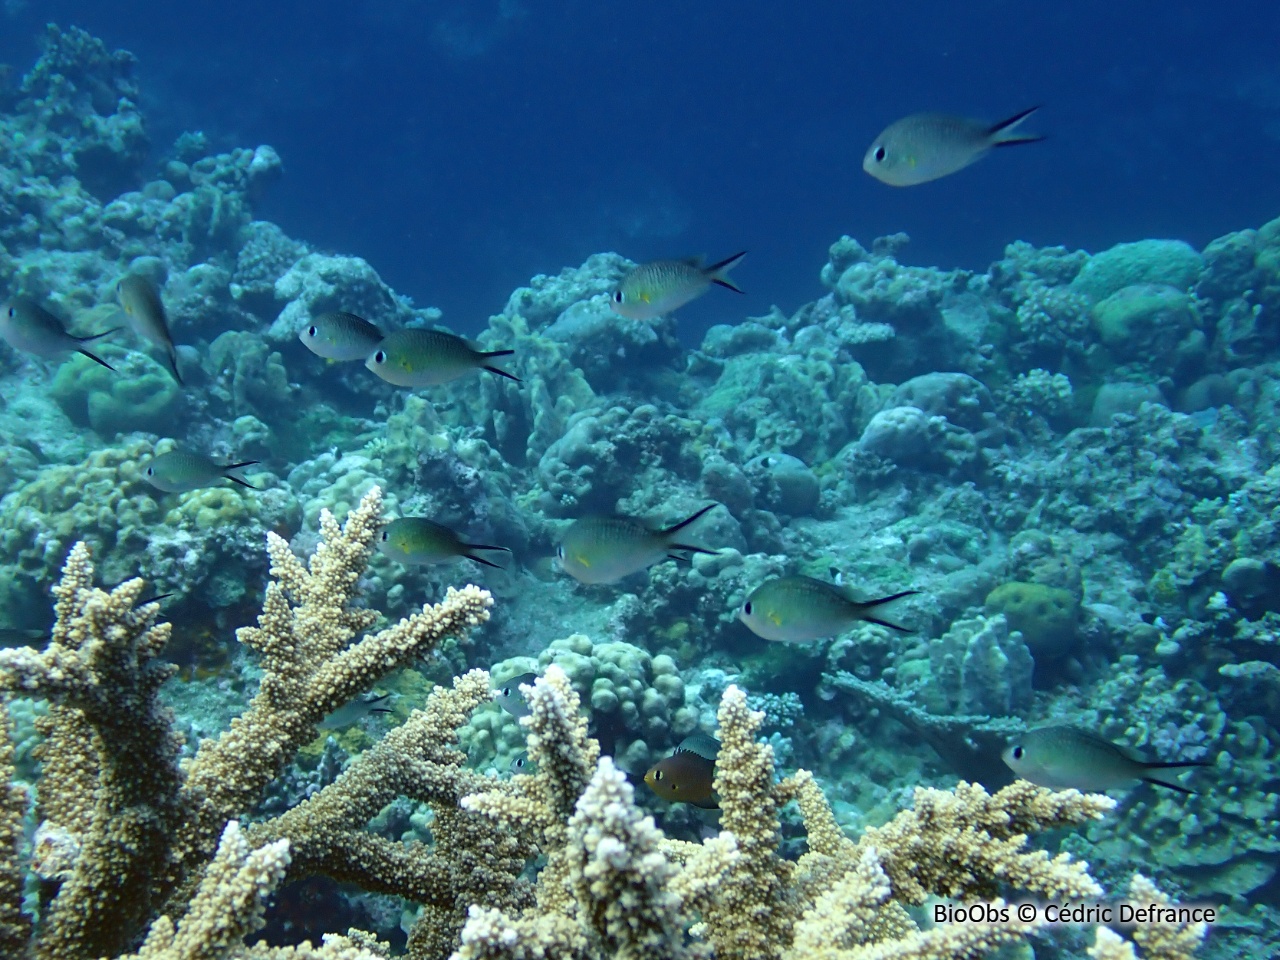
[644,732,720,809]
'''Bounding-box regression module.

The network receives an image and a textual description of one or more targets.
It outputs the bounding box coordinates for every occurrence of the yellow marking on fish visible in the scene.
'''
[908,156,917,168]
[640,292,651,303]
[575,553,591,568]
[768,612,782,626]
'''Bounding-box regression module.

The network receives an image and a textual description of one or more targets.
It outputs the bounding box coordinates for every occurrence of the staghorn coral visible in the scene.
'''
[0,485,496,959]
[0,495,1206,960]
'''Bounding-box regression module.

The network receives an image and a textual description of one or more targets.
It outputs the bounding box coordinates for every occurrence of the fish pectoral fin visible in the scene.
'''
[768,612,782,626]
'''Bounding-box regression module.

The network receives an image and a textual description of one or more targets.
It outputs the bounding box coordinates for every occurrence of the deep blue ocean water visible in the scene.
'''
[3,1,1277,339]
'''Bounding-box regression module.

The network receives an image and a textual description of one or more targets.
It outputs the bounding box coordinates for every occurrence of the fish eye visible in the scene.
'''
[6,307,12,317]
[1011,746,1024,760]
[653,770,663,781]
[514,758,524,768]
[556,545,564,559]
[612,291,623,303]
[501,686,512,697]
[145,467,154,476]
[374,350,386,364]
[743,601,753,616]
[380,530,388,541]
[873,145,886,162]
[306,325,317,337]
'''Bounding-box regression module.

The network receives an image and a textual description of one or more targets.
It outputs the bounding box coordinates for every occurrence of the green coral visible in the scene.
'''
[49,351,184,436]
[984,581,1080,660]
[1070,239,1203,301]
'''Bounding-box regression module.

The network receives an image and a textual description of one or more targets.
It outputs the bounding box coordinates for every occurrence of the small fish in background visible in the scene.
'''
[299,311,383,361]
[738,575,918,642]
[863,106,1043,186]
[378,517,512,569]
[509,751,537,775]
[116,274,183,384]
[1002,726,1211,795]
[557,504,721,584]
[365,328,519,387]
[318,692,395,731]
[610,253,747,321]
[495,672,539,718]
[644,733,721,809]
[143,448,259,493]
[0,627,47,649]
[0,297,118,370]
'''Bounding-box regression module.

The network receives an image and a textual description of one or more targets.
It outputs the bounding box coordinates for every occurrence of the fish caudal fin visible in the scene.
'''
[706,251,747,293]
[77,348,116,372]
[483,365,522,383]
[857,589,920,633]
[987,106,1044,146]
[661,503,720,537]
[165,347,184,386]
[76,327,120,343]
[223,461,260,490]
[1141,759,1211,795]
[463,543,513,570]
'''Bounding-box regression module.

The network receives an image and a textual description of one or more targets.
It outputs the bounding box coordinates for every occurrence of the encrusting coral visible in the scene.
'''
[0,489,1206,960]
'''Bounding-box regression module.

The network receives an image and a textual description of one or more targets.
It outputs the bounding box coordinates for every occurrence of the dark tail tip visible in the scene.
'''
[988,105,1041,135]
[78,348,116,372]
[226,476,259,490]
[484,365,522,383]
[662,503,720,536]
[167,351,184,386]
[482,348,515,359]
[1143,777,1197,796]
[78,326,120,343]
[862,589,921,608]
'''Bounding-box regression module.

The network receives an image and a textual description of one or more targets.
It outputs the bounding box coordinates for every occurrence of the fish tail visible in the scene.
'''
[661,503,720,537]
[481,349,515,358]
[1141,759,1211,793]
[223,461,260,489]
[1141,775,1197,795]
[483,364,522,383]
[856,589,920,633]
[165,346,184,386]
[706,251,747,293]
[77,348,117,371]
[464,543,513,569]
[668,544,719,559]
[988,106,1044,146]
[75,326,120,343]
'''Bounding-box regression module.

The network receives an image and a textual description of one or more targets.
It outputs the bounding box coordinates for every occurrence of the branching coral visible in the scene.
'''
[0,486,496,959]
[0,489,1205,960]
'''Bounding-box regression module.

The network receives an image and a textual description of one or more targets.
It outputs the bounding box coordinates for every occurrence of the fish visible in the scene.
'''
[1002,726,1211,795]
[318,692,394,731]
[737,576,918,642]
[556,504,720,584]
[610,253,747,321]
[495,672,539,718]
[378,517,512,569]
[644,733,721,809]
[143,448,259,493]
[364,328,519,387]
[298,311,384,361]
[117,274,183,384]
[0,297,118,370]
[0,627,47,649]
[509,751,538,775]
[863,106,1043,186]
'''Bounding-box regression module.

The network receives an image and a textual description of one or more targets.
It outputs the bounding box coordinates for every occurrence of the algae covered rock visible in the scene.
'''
[1091,283,1202,372]
[50,351,184,435]
[1071,239,1203,301]
[984,580,1080,660]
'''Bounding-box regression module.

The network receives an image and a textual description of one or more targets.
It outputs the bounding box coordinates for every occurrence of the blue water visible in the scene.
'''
[4,1,1278,337]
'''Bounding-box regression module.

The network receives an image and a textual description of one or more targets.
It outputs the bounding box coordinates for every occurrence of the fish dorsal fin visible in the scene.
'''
[676,733,721,762]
